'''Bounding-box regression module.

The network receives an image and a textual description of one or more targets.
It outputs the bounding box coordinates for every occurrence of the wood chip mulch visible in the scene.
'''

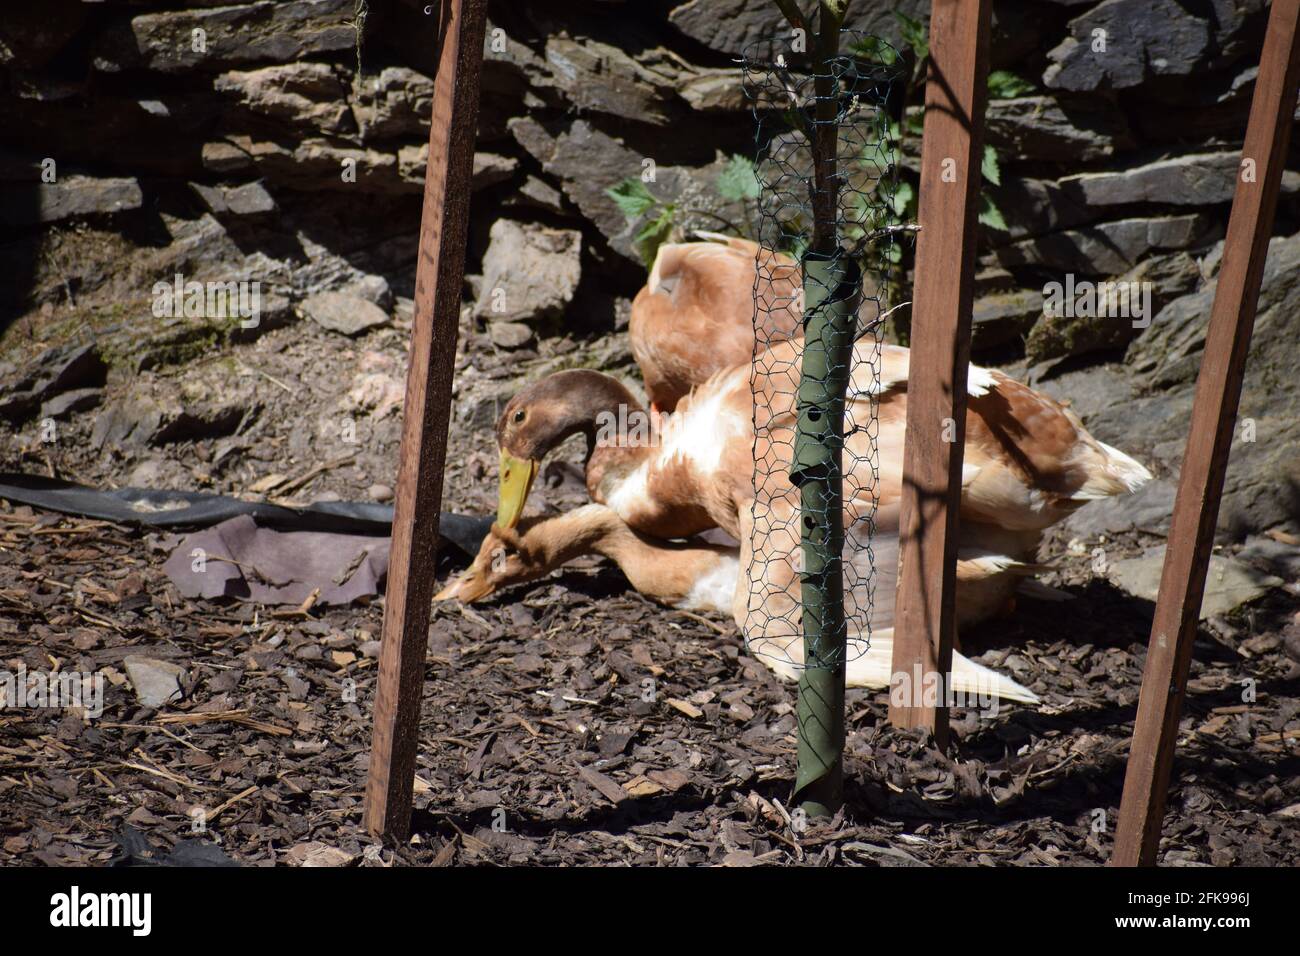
[3,504,1299,868]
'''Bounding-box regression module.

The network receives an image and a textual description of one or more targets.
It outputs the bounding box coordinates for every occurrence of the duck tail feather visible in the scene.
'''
[691,230,738,246]
[839,631,1040,705]
[951,650,1040,704]
[1096,440,1154,493]
[966,364,999,397]
[1069,440,1154,501]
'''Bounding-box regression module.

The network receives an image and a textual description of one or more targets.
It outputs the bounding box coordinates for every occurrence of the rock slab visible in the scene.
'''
[301,292,390,336]
[473,219,582,324]
[123,657,186,709]
[1108,549,1282,620]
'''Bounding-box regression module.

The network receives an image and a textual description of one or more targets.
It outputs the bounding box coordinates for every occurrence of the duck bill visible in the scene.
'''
[496,451,537,530]
[435,569,495,604]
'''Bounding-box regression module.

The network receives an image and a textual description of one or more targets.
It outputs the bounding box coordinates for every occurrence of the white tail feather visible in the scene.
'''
[748,631,1040,704]
[691,230,735,246]
[955,549,1025,576]
[1096,440,1154,493]
[1070,439,1155,501]
[846,632,1039,703]
[967,364,998,397]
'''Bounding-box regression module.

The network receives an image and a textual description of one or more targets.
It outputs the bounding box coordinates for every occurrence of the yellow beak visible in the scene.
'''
[496,451,537,530]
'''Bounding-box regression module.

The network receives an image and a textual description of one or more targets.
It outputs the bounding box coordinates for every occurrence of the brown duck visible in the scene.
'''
[440,340,1151,701]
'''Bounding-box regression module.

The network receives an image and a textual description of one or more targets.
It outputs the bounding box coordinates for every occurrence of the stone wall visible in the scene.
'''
[2,1,1292,326]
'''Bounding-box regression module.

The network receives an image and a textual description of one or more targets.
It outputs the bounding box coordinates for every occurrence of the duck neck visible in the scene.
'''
[516,504,627,570]
[513,506,736,608]
[514,371,655,489]
[583,396,658,502]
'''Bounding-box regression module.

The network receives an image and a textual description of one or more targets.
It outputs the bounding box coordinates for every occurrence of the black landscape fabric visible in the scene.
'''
[0,472,493,556]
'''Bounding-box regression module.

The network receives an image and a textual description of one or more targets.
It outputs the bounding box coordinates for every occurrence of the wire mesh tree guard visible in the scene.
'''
[739,29,903,815]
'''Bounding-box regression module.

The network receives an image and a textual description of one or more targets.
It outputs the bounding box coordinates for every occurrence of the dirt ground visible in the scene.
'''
[2,309,1299,867]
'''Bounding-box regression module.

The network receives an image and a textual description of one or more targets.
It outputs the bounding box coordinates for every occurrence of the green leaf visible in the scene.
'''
[850,35,898,66]
[634,204,677,268]
[890,180,915,219]
[978,193,1007,231]
[788,233,808,263]
[981,145,1001,187]
[716,154,761,202]
[987,69,1034,99]
[605,177,657,221]
[858,138,892,179]
[894,11,928,61]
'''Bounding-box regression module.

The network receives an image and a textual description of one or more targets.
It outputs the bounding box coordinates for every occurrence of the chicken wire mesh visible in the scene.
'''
[738,34,904,683]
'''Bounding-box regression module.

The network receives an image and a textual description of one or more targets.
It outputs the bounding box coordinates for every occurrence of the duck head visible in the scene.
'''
[435,506,623,604]
[494,369,640,529]
[434,521,548,604]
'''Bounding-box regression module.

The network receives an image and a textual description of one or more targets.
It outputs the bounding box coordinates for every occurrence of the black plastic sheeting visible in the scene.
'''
[0,472,494,558]
[110,827,238,867]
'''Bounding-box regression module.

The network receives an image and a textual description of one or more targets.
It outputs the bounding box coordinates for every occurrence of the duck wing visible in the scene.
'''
[631,235,800,411]
[736,506,1039,702]
[838,342,1152,530]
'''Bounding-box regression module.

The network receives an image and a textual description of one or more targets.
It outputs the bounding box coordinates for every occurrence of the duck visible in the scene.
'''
[630,233,802,413]
[489,339,1152,548]
[447,340,1150,701]
[629,233,885,413]
[436,503,1044,702]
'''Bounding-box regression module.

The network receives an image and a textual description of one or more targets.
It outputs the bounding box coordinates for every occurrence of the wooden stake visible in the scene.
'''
[364,0,488,841]
[888,0,991,745]
[1112,0,1300,867]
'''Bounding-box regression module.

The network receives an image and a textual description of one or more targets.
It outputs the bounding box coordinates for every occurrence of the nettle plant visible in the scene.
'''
[605,156,761,269]
[867,11,1029,234]
[605,9,1030,329]
[847,16,1023,328]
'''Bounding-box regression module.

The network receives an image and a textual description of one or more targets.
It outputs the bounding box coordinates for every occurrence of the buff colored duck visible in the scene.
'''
[629,233,886,413]
[631,233,802,412]
[488,339,1151,548]
[436,503,1042,701]
[441,341,1150,701]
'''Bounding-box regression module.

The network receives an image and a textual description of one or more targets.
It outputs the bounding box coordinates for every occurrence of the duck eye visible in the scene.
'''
[513,409,526,423]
